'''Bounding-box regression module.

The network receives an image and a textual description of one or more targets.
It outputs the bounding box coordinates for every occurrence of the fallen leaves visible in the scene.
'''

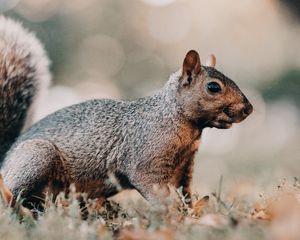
[2,176,300,239]
[0,173,13,205]
[250,180,300,240]
[191,195,209,217]
[0,173,33,220]
[251,184,300,222]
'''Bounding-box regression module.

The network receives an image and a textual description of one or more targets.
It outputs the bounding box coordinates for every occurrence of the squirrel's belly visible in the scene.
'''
[47,171,120,199]
[50,159,125,198]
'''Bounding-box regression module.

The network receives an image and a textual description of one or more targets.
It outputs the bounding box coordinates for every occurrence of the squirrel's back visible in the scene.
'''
[0,16,51,163]
[8,91,174,167]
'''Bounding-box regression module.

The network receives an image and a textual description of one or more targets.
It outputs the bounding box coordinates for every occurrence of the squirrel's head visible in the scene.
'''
[177,50,253,129]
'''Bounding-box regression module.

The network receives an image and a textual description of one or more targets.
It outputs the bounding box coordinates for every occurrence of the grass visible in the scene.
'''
[1,177,300,240]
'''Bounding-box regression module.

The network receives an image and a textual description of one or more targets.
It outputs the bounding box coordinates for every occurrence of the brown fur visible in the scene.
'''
[0,173,13,205]
[1,47,253,211]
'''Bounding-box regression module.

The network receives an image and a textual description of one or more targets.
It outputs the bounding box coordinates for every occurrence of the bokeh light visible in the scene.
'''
[2,0,300,198]
[77,34,125,78]
[15,0,60,22]
[147,3,191,43]
[142,0,176,7]
[0,0,20,13]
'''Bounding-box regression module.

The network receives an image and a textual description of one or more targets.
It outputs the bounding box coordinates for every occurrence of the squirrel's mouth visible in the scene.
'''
[209,120,233,129]
[208,112,245,129]
[200,104,253,130]
[210,105,252,129]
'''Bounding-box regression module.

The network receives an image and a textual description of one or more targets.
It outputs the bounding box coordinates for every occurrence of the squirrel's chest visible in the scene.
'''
[166,127,202,166]
[174,139,200,165]
[167,138,200,186]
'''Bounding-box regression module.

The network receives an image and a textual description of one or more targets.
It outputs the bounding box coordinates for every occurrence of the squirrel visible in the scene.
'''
[0,16,253,210]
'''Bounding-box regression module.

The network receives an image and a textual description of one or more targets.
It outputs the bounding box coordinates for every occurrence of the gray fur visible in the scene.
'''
[3,75,199,201]
[0,19,253,208]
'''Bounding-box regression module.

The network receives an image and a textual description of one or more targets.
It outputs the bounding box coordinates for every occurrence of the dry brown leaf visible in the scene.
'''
[192,195,209,217]
[0,173,13,205]
[0,173,33,219]
[93,197,105,209]
[251,190,300,222]
[251,201,273,221]
[251,208,272,221]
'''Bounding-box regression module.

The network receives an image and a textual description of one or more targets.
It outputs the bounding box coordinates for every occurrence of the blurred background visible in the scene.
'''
[1,0,299,202]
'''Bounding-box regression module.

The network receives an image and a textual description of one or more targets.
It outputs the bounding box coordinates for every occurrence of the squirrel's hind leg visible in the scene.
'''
[2,139,63,211]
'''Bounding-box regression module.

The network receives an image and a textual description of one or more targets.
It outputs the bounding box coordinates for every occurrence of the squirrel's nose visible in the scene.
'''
[243,103,253,116]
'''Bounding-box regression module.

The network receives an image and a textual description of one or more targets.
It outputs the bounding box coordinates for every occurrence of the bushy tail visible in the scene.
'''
[0,16,51,163]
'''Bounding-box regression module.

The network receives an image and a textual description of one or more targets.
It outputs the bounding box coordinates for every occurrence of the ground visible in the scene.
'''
[1,176,300,240]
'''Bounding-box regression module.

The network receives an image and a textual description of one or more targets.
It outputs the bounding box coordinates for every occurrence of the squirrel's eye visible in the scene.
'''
[206,82,221,93]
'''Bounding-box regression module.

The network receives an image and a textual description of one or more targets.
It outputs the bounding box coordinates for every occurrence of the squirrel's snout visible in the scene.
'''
[243,102,253,116]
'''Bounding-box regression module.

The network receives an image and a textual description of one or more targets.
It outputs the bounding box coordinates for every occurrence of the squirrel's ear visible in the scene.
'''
[181,50,201,86]
[205,54,216,68]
